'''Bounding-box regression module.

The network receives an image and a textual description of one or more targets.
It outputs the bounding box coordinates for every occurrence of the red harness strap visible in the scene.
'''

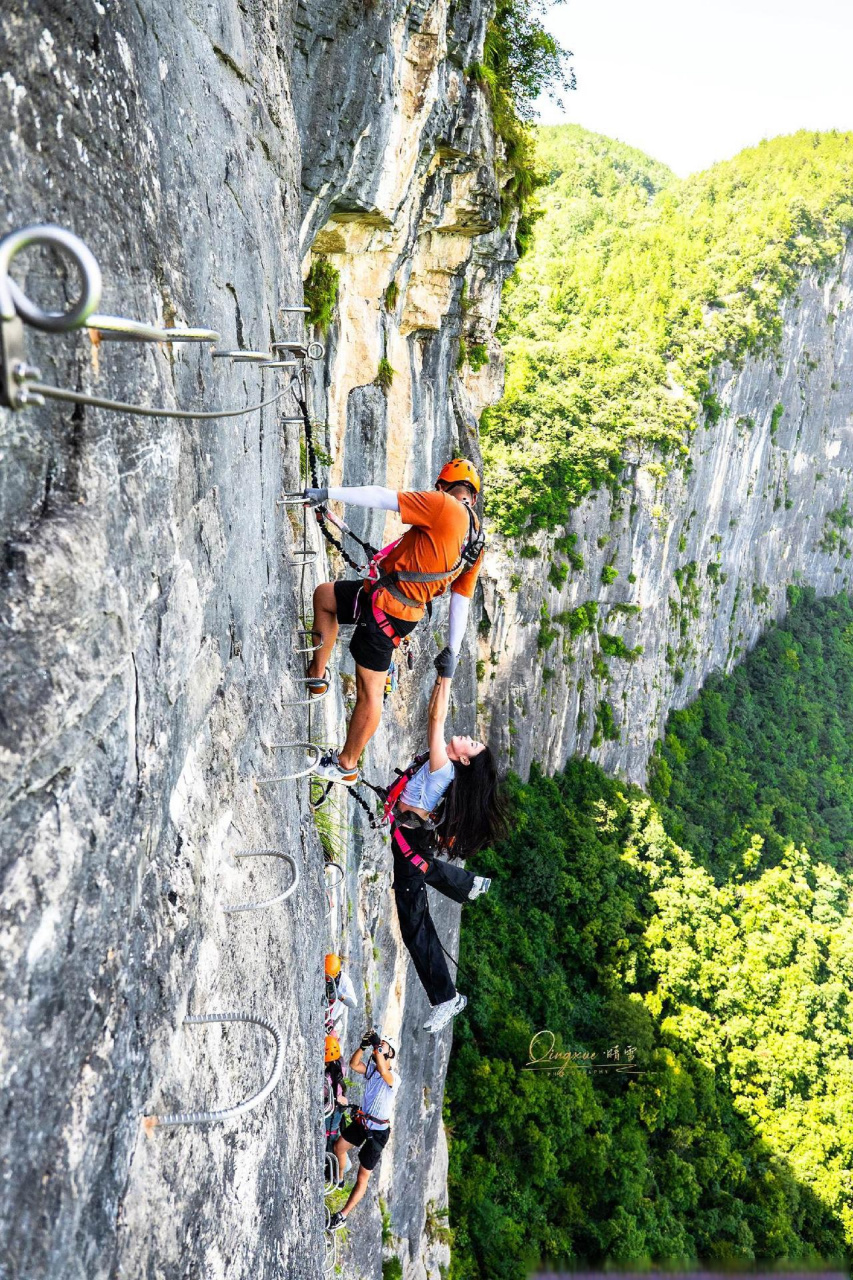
[384,754,432,875]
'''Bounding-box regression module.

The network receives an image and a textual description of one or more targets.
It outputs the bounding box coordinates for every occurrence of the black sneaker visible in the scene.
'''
[327,1210,346,1231]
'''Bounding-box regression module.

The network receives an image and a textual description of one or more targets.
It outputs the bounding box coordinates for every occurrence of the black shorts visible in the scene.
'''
[334,578,417,673]
[338,1115,391,1171]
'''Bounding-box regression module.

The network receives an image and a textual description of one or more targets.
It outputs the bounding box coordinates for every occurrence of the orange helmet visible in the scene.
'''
[436,458,481,495]
[324,953,342,979]
[325,1034,342,1064]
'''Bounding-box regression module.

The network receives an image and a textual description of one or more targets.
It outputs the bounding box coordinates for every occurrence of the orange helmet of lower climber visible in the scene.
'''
[325,1034,342,1064]
[324,953,342,979]
[436,458,481,495]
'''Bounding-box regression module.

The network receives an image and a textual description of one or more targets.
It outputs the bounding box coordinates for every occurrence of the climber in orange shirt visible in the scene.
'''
[301,459,485,787]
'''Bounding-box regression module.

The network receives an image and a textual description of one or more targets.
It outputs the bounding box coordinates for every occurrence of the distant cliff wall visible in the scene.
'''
[479,251,853,785]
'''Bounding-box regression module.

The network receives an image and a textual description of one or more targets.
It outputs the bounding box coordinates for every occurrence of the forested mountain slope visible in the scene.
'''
[479,126,853,782]
[448,589,853,1279]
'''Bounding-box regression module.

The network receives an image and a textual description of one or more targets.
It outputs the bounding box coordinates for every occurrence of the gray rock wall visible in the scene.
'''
[6,2,851,1279]
[1,2,503,1279]
[0,3,327,1278]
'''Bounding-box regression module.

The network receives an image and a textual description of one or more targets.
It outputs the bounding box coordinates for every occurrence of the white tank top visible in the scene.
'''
[400,758,454,813]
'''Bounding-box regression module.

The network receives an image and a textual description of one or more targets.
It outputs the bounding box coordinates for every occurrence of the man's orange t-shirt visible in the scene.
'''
[366,490,484,624]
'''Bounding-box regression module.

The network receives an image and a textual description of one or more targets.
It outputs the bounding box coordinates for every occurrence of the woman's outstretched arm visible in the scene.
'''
[427,675,452,772]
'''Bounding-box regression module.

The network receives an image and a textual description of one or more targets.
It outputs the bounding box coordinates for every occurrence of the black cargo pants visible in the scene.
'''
[391,824,476,1006]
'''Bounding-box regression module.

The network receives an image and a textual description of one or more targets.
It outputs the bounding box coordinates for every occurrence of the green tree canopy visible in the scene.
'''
[482,126,853,533]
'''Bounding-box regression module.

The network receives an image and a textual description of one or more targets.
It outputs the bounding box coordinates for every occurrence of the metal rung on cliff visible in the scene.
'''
[323,1209,339,1273]
[255,741,322,783]
[323,1151,340,1192]
[0,226,305,419]
[144,1011,284,1128]
[281,679,332,707]
[222,848,300,913]
[294,628,322,654]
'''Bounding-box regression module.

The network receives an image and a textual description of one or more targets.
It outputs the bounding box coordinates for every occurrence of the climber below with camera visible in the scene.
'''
[327,1028,400,1231]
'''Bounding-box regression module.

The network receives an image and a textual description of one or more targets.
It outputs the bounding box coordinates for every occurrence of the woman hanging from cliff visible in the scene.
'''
[386,668,507,1034]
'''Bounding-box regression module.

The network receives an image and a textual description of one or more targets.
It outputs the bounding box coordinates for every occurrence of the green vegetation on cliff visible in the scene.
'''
[482,126,853,534]
[446,589,853,1278]
[468,1,574,252]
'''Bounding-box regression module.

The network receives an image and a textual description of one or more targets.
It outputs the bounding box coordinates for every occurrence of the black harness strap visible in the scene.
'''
[290,375,378,572]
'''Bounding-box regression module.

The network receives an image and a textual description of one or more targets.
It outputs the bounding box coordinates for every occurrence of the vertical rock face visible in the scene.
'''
[290,5,510,1276]
[480,254,853,785]
[0,4,325,1278]
[5,3,852,1280]
[1,2,504,1279]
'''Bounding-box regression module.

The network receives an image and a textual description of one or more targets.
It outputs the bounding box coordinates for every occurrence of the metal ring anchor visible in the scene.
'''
[144,1011,284,1128]
[0,224,102,330]
[270,341,325,360]
[222,848,300,913]
[255,741,322,784]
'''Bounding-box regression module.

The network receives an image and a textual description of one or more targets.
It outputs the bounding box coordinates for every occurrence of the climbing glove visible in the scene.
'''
[303,487,329,507]
[368,1030,382,1050]
[434,646,458,678]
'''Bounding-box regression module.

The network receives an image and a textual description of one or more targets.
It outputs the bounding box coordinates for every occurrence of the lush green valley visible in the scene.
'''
[446,589,853,1279]
[482,126,853,534]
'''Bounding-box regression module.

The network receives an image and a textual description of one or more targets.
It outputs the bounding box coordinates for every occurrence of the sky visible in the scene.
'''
[535,0,853,177]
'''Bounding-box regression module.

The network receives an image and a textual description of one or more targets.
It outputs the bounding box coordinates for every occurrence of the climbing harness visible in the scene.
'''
[353,1107,390,1131]
[221,848,300,914]
[360,502,485,615]
[144,1011,284,1129]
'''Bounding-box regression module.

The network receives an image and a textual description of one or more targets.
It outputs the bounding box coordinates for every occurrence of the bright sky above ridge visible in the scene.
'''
[536,0,853,176]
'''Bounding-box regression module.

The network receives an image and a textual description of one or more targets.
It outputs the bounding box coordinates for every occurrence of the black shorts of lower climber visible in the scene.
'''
[333,578,416,673]
[338,1115,390,1170]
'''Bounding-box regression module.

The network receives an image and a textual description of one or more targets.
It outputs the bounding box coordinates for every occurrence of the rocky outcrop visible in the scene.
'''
[5,3,852,1279]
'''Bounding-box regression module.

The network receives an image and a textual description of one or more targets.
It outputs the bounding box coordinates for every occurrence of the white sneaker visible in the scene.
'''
[311,749,360,787]
[468,876,491,900]
[423,992,467,1033]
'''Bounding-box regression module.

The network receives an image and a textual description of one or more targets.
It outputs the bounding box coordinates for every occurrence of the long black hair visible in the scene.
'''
[436,746,508,858]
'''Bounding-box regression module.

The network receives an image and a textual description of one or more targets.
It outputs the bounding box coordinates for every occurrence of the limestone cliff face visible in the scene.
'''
[0,3,506,1280]
[5,3,852,1280]
[1,3,320,1278]
[290,5,514,1277]
[479,252,853,785]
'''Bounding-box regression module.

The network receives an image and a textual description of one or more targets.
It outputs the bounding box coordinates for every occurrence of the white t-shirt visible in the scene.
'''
[328,971,357,1037]
[401,758,454,813]
[361,1058,400,1130]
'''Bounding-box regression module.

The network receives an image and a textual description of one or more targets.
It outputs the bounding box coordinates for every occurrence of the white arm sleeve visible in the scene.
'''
[326,485,400,512]
[337,972,358,1009]
[448,591,470,656]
